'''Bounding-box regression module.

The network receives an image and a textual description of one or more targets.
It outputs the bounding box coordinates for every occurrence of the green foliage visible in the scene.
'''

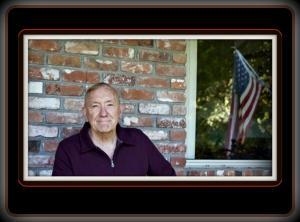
[195,40,272,160]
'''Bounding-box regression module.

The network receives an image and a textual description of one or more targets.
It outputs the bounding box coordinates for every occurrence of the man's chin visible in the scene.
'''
[96,126,112,133]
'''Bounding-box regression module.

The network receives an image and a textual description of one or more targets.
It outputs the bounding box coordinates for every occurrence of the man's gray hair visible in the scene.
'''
[84,82,120,105]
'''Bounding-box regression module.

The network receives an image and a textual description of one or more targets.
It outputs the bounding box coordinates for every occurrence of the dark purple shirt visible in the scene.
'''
[52,122,176,176]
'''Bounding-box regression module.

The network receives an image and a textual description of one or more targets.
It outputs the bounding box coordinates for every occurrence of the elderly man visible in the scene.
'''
[52,82,176,176]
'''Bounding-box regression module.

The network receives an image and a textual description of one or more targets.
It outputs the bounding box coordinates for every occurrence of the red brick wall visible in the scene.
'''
[28,39,187,176]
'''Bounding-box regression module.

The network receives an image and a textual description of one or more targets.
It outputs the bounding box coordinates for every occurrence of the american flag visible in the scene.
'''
[234,49,263,144]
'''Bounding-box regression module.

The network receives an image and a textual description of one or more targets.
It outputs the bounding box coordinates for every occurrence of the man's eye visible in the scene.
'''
[107,104,114,106]
[91,105,98,108]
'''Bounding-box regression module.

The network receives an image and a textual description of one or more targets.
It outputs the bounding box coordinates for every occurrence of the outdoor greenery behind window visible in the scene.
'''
[196,40,272,160]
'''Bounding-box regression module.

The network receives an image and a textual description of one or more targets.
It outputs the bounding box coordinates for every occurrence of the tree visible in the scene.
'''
[195,40,272,160]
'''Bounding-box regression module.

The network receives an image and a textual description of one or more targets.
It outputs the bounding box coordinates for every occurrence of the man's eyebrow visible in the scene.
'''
[105,99,115,103]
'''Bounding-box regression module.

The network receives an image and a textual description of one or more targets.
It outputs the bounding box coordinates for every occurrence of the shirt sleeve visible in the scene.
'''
[52,141,74,176]
[139,131,176,176]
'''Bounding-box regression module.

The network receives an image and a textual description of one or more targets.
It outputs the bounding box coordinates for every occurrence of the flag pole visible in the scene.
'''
[225,48,239,159]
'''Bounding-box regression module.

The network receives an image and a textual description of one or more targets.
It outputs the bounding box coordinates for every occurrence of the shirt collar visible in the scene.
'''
[79,122,134,153]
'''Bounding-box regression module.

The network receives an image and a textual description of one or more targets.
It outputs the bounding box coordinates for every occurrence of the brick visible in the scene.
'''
[62,70,99,84]
[121,61,153,74]
[60,84,84,96]
[121,88,154,100]
[45,84,60,95]
[48,54,81,67]
[157,91,186,102]
[63,69,100,84]
[120,40,153,47]
[104,74,135,86]
[60,85,84,96]
[29,67,43,79]
[224,170,236,176]
[62,127,81,138]
[216,170,225,176]
[253,169,264,176]
[206,170,216,176]
[40,67,60,80]
[121,104,135,113]
[63,70,86,83]
[139,103,170,115]
[157,117,186,128]
[44,140,59,152]
[28,111,44,123]
[172,105,186,115]
[46,84,84,96]
[139,50,169,62]
[157,40,186,51]
[243,169,254,176]
[64,98,84,111]
[142,130,168,141]
[65,41,99,55]
[84,57,118,71]
[156,64,185,77]
[136,77,169,88]
[29,81,43,94]
[170,130,186,141]
[123,116,154,127]
[46,112,83,124]
[172,53,187,64]
[170,156,186,167]
[171,79,186,89]
[199,170,209,176]
[28,155,54,166]
[103,47,135,59]
[39,170,53,176]
[187,170,201,176]
[28,140,41,152]
[86,71,100,83]
[29,67,60,81]
[156,143,186,154]
[29,125,58,137]
[175,169,185,176]
[29,97,60,109]
[28,52,44,64]
[29,40,61,52]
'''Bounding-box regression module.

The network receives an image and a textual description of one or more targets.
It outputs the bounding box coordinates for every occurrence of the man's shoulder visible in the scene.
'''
[119,125,144,136]
[58,133,81,149]
[118,125,150,144]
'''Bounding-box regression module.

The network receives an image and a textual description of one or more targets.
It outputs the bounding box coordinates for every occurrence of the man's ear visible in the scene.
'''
[82,107,88,122]
[119,104,125,114]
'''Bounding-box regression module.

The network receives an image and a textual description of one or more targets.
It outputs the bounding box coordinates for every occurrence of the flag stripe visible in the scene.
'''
[238,84,262,143]
[240,85,261,135]
[240,74,254,103]
[243,84,262,129]
[233,50,263,144]
[240,76,255,111]
[237,81,262,142]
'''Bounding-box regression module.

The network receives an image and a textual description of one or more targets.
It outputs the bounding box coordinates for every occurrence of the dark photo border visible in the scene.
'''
[4,4,294,217]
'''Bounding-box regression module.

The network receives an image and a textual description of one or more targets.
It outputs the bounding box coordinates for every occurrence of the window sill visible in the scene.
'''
[185,159,272,169]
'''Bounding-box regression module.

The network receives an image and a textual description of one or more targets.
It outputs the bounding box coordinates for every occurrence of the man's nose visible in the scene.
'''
[99,106,108,117]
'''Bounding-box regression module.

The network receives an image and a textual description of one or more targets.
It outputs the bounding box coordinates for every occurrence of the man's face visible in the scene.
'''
[84,87,121,135]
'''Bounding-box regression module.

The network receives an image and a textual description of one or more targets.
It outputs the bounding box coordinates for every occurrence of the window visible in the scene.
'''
[185,37,275,171]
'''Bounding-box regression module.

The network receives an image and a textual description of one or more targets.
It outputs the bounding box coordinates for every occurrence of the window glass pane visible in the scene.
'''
[195,40,272,160]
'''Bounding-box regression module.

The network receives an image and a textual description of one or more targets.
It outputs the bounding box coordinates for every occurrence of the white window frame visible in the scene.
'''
[185,39,274,171]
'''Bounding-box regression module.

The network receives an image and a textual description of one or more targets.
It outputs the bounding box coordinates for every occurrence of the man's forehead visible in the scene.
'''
[86,87,117,101]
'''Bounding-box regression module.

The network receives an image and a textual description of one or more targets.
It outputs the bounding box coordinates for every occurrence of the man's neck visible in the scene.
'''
[91,130,116,143]
[89,129,117,158]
